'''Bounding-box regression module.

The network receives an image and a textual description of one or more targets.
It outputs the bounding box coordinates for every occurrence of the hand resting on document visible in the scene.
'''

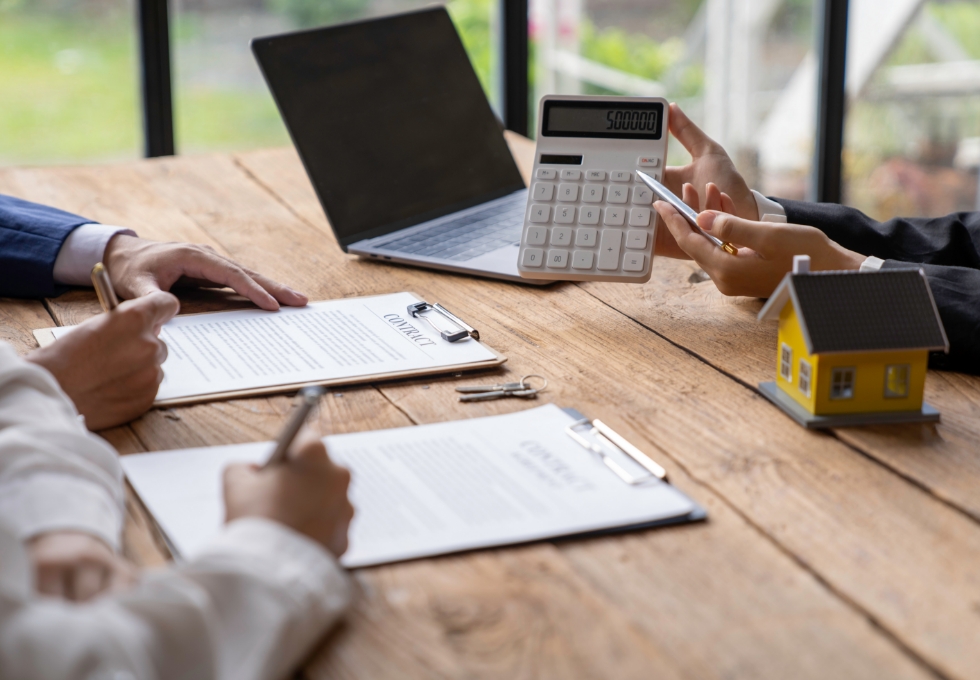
[224,429,355,558]
[103,234,309,311]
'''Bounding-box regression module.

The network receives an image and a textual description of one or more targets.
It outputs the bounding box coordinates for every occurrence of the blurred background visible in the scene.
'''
[1,0,978,219]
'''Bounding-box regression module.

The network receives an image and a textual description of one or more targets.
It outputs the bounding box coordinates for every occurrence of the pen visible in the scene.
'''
[90,262,120,312]
[637,171,738,256]
[262,385,326,468]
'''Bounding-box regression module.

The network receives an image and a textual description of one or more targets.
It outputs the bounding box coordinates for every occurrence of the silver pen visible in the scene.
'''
[262,386,326,468]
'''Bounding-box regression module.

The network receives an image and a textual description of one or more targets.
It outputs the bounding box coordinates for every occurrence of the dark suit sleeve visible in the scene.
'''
[774,198,980,374]
[0,195,95,298]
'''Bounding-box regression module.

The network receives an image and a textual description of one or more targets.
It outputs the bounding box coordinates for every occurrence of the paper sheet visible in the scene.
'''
[51,292,496,401]
[121,404,699,568]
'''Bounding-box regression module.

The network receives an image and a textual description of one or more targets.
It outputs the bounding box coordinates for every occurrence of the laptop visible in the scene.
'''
[252,7,540,283]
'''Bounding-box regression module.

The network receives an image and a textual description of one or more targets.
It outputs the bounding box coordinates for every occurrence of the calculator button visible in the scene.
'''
[632,186,654,204]
[551,227,573,246]
[554,205,575,224]
[597,230,623,270]
[536,168,557,179]
[571,250,595,269]
[576,228,598,247]
[529,205,551,223]
[607,186,628,204]
[578,207,601,225]
[636,171,661,183]
[521,248,544,267]
[626,230,648,249]
[637,156,660,167]
[629,207,652,227]
[532,182,555,201]
[560,169,582,181]
[525,227,548,246]
[582,185,604,203]
[586,170,607,181]
[557,183,580,202]
[610,171,632,182]
[604,207,626,226]
[623,253,646,272]
[546,249,570,268]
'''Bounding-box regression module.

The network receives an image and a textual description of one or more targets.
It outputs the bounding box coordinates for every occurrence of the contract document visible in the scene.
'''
[122,404,705,568]
[46,292,503,405]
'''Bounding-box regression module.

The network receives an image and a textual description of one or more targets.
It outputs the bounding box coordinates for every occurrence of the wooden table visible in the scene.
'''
[3,136,980,680]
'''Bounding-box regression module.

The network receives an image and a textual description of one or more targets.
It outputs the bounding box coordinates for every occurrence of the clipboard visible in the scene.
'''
[33,292,506,408]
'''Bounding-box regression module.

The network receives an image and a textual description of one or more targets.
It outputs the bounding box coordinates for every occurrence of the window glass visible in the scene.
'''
[830,366,855,400]
[884,363,910,398]
[171,0,499,154]
[529,0,819,197]
[843,0,980,218]
[798,359,811,396]
[0,0,140,165]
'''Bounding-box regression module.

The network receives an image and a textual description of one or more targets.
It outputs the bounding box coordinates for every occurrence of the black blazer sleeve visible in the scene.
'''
[775,198,980,374]
[0,194,94,299]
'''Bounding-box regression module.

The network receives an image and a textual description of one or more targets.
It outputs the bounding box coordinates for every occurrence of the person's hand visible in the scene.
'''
[28,531,137,602]
[27,291,179,430]
[654,103,760,260]
[104,234,308,311]
[653,194,865,298]
[223,430,354,557]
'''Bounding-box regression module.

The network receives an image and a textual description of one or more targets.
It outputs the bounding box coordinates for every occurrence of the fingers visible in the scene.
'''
[697,211,775,255]
[704,183,724,212]
[36,565,66,599]
[287,428,328,464]
[118,291,181,330]
[720,191,738,215]
[668,103,721,159]
[681,183,700,212]
[71,563,107,602]
[183,249,281,311]
[654,201,727,266]
[244,270,309,308]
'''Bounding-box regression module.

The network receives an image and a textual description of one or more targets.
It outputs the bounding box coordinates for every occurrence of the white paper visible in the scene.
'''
[52,293,496,401]
[121,404,699,568]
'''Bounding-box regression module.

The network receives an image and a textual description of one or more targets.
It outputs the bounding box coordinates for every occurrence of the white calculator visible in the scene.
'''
[517,95,668,283]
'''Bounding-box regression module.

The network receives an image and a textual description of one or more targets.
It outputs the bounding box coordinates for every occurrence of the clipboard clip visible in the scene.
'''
[565,418,668,485]
[407,301,480,343]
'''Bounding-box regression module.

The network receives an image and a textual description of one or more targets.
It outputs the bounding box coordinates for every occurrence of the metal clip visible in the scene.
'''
[407,302,480,343]
[565,418,667,484]
[456,374,547,402]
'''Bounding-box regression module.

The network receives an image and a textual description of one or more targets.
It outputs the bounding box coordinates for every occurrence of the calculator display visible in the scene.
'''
[542,101,664,140]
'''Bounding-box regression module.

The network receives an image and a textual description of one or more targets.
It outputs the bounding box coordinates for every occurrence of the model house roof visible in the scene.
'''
[758,269,949,354]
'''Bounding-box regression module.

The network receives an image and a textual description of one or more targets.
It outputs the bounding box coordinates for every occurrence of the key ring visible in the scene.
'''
[520,374,548,393]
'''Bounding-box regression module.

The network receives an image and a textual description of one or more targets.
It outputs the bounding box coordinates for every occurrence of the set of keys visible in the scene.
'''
[455,375,548,402]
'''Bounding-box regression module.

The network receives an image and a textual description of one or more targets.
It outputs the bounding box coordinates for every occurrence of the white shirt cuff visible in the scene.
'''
[751,190,787,223]
[52,224,137,287]
[0,472,123,551]
[860,256,885,272]
[195,517,351,613]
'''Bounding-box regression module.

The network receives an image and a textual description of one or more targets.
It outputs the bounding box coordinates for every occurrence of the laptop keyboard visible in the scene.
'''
[378,194,524,262]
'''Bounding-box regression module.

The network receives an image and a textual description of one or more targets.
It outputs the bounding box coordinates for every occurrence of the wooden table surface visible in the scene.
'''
[3,135,980,680]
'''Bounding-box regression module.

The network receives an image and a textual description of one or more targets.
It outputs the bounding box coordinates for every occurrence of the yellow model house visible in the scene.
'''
[756,257,948,428]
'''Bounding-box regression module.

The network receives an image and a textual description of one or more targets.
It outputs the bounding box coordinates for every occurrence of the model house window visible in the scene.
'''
[830,367,855,400]
[780,344,792,381]
[798,360,812,397]
[884,364,910,398]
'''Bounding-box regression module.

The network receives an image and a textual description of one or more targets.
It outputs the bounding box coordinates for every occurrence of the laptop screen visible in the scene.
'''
[252,8,526,249]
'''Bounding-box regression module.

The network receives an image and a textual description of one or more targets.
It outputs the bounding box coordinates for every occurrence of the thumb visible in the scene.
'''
[119,291,180,331]
[698,211,773,255]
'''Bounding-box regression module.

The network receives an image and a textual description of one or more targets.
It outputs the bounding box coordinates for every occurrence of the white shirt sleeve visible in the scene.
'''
[0,343,351,679]
[0,518,351,680]
[52,224,137,286]
[751,190,787,223]
[0,343,124,549]
[750,190,881,271]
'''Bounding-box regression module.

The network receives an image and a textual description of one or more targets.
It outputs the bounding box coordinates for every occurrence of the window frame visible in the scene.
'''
[798,359,812,398]
[830,366,856,400]
[780,343,793,382]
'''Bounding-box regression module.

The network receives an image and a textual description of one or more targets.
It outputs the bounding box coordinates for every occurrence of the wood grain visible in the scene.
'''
[1,144,976,678]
